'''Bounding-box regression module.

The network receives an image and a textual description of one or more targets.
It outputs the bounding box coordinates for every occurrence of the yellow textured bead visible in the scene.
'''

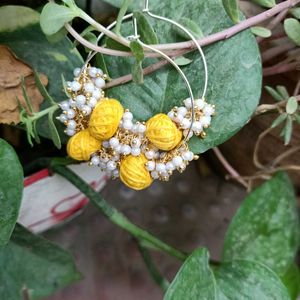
[146,113,182,151]
[89,98,124,140]
[67,129,100,161]
[119,155,153,190]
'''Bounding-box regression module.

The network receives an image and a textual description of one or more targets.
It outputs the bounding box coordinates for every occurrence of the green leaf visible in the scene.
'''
[106,37,131,51]
[103,0,262,154]
[222,0,240,24]
[134,11,159,44]
[0,224,82,299]
[40,3,78,36]
[46,27,68,44]
[129,40,145,62]
[286,97,298,114]
[21,77,34,113]
[251,26,272,38]
[164,249,290,299]
[284,116,293,145]
[276,85,290,99]
[250,0,276,8]
[132,60,144,84]
[164,248,217,300]
[281,263,300,300]
[223,172,299,276]
[174,56,193,66]
[174,17,203,40]
[115,0,132,35]
[284,18,300,47]
[48,111,62,149]
[0,139,23,246]
[215,260,290,300]
[290,8,300,20]
[265,85,284,101]
[295,114,300,124]
[33,70,56,105]
[95,53,110,78]
[0,6,83,143]
[271,113,287,128]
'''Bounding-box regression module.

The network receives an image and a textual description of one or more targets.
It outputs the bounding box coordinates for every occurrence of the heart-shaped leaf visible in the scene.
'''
[103,0,262,154]
[223,172,299,276]
[0,224,81,300]
[0,139,23,246]
[222,0,240,24]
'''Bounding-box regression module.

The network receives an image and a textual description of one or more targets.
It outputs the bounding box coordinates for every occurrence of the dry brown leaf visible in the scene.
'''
[0,45,48,124]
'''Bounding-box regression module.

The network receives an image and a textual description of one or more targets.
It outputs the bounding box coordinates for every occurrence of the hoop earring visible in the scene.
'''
[58,5,215,190]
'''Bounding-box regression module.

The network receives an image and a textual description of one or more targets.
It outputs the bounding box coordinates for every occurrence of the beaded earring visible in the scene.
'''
[58,2,215,190]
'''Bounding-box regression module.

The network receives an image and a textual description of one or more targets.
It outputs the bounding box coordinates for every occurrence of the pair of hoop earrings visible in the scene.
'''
[58,2,215,190]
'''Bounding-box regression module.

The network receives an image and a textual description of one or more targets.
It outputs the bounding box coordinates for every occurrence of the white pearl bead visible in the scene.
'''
[181,118,191,129]
[138,124,146,133]
[58,114,68,123]
[123,111,133,120]
[109,137,119,148]
[174,113,184,123]
[91,156,100,166]
[182,151,194,161]
[66,109,75,119]
[123,120,133,130]
[146,161,155,171]
[151,171,159,179]
[101,157,109,163]
[183,129,193,139]
[68,99,76,107]
[92,89,102,99]
[107,161,116,171]
[73,67,81,77]
[172,156,183,167]
[67,120,77,129]
[112,169,119,177]
[131,138,141,148]
[59,100,70,111]
[131,147,141,156]
[111,154,120,161]
[67,81,72,87]
[76,95,86,106]
[156,163,166,173]
[203,105,215,116]
[195,98,205,109]
[84,82,94,93]
[114,144,122,153]
[88,97,97,107]
[192,121,202,132]
[167,111,175,120]
[131,124,138,133]
[102,141,110,148]
[200,116,211,127]
[184,97,193,108]
[121,144,131,155]
[88,67,98,78]
[66,128,75,136]
[71,81,81,92]
[177,106,187,116]
[145,150,155,159]
[99,162,107,169]
[95,77,105,88]
[97,68,104,76]
[166,161,175,171]
[81,105,92,115]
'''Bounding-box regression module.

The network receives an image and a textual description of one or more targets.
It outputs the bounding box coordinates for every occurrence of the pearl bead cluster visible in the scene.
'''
[60,65,215,184]
[57,66,107,136]
[167,97,215,139]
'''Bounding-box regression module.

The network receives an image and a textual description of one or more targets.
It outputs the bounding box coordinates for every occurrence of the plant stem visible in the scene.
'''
[30,104,58,122]
[137,241,170,292]
[65,0,300,57]
[51,164,187,261]
[263,61,300,76]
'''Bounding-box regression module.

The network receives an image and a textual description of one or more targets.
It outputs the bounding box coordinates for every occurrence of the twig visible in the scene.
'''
[261,43,295,63]
[212,147,248,188]
[52,165,187,261]
[272,145,300,166]
[293,79,300,96]
[65,0,300,57]
[137,241,170,292]
[253,127,274,169]
[263,61,300,76]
